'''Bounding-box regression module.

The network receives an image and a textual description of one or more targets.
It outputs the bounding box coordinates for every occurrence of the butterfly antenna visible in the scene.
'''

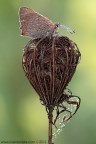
[57,23,75,34]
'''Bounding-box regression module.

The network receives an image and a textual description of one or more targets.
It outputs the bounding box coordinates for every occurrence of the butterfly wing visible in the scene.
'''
[19,7,55,39]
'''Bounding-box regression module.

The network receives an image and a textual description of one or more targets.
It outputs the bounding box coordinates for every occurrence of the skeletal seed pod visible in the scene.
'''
[22,36,81,126]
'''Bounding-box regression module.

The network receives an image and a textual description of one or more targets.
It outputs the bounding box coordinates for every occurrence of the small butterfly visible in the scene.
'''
[19,7,75,39]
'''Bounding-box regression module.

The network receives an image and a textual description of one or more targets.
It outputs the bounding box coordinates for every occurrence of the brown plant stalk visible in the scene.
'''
[48,107,53,144]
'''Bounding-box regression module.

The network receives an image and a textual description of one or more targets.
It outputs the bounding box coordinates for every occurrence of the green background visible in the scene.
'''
[0,0,96,144]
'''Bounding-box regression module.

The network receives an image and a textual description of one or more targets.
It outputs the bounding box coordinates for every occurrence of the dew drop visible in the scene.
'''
[61,124,65,128]
[56,128,60,133]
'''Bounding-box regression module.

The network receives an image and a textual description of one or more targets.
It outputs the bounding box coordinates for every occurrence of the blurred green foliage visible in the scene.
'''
[0,0,96,144]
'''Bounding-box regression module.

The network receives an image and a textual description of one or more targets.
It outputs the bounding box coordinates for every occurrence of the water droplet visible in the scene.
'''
[61,124,65,128]
[57,129,59,132]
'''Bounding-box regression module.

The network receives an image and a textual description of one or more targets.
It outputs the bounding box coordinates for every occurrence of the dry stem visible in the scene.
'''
[48,107,54,144]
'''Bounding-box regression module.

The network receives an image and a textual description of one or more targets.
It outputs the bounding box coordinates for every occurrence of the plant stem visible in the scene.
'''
[48,117,52,144]
[48,107,54,144]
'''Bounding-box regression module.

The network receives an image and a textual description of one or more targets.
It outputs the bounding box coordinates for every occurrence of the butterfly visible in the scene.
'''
[19,7,59,39]
[19,7,75,39]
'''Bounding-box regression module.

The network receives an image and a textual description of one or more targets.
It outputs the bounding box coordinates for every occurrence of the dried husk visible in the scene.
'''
[22,36,81,107]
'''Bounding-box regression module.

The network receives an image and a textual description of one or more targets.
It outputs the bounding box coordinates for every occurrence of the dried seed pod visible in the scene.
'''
[22,36,81,126]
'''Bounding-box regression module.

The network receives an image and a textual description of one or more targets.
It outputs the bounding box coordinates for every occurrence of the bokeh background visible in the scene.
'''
[0,0,96,144]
